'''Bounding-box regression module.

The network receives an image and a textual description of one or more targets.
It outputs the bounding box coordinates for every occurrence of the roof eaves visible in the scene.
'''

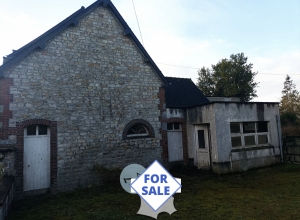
[0,6,88,77]
[0,0,168,86]
[104,1,168,86]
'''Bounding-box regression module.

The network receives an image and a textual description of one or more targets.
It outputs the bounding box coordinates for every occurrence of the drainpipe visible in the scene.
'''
[276,115,283,163]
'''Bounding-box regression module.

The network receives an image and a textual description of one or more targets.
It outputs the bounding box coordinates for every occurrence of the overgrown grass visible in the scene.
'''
[9,164,300,220]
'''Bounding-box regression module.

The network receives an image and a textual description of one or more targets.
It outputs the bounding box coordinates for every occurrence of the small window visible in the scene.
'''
[257,122,268,133]
[198,130,205,149]
[231,136,242,147]
[258,135,268,144]
[127,124,148,137]
[243,122,255,133]
[27,125,36,136]
[123,119,154,139]
[245,136,256,145]
[230,121,269,148]
[174,123,180,130]
[230,123,240,133]
[38,125,48,135]
[167,123,173,130]
[167,123,182,131]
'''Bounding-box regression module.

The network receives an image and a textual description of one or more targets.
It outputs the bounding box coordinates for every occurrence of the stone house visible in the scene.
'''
[0,0,282,198]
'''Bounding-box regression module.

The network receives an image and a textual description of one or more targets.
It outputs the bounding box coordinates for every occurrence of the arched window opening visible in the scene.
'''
[123,119,154,139]
[127,124,148,137]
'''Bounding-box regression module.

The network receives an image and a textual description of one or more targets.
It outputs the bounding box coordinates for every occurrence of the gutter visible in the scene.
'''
[276,115,283,163]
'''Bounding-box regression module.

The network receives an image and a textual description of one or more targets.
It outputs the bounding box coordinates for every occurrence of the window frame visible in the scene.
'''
[126,124,149,138]
[230,121,269,148]
[25,124,49,136]
[167,122,182,131]
[122,119,155,140]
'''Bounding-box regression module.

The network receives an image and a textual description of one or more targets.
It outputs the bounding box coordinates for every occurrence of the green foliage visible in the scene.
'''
[197,53,259,101]
[281,112,299,126]
[280,75,300,124]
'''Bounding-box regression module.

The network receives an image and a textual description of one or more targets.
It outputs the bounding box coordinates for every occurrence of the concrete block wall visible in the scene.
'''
[284,137,300,163]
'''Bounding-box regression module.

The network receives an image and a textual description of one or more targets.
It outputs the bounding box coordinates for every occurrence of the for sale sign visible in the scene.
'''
[131,160,182,211]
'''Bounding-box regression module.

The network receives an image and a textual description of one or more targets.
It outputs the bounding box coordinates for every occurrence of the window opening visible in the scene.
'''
[123,119,154,139]
[167,123,182,131]
[230,121,269,148]
[198,130,205,149]
[230,123,240,133]
[27,125,36,136]
[127,124,148,137]
[38,125,48,135]
[26,125,48,136]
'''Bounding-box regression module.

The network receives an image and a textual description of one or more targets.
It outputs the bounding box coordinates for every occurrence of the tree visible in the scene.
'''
[280,75,300,125]
[197,53,259,101]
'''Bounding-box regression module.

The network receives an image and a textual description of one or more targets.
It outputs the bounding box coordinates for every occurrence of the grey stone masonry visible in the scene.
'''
[0,150,14,176]
[3,6,164,191]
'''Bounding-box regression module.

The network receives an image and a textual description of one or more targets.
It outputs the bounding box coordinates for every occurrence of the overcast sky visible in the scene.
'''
[1,0,299,102]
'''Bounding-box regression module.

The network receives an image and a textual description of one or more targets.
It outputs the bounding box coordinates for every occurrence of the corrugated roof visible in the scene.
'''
[165,77,210,108]
[0,0,168,85]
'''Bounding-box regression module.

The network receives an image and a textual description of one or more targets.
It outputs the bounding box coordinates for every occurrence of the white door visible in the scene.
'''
[24,125,50,191]
[195,125,210,169]
[167,123,183,162]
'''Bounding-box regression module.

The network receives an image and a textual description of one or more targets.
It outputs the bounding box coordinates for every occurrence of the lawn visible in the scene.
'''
[9,164,300,220]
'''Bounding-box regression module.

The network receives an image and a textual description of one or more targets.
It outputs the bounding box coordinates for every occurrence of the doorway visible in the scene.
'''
[167,122,183,162]
[23,125,50,192]
[194,125,210,169]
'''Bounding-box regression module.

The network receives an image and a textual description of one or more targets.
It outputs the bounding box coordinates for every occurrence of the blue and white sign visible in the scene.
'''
[131,160,182,211]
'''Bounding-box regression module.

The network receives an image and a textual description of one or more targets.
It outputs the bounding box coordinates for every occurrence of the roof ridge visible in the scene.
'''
[165,76,192,80]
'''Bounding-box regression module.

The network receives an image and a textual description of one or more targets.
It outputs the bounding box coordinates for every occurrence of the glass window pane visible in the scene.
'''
[127,124,147,135]
[167,123,173,130]
[27,125,36,136]
[258,135,268,144]
[243,122,256,133]
[245,135,256,145]
[198,130,205,149]
[257,122,268,132]
[38,125,48,135]
[230,123,240,133]
[173,123,180,130]
[231,136,242,147]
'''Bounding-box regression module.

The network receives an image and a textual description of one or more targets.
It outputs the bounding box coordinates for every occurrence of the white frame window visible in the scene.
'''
[230,121,269,148]
[167,122,182,131]
[25,124,49,136]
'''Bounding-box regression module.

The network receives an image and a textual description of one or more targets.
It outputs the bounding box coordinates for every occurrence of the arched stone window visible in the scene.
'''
[123,119,155,139]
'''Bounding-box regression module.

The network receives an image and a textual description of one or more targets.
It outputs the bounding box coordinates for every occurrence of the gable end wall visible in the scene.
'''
[3,6,164,192]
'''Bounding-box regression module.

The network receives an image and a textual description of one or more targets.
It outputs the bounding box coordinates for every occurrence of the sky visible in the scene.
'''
[0,0,299,102]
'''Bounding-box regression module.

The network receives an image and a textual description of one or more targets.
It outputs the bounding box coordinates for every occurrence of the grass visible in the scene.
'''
[9,164,300,220]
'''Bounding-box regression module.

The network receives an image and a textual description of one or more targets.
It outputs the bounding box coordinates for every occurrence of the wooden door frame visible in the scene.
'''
[23,125,51,192]
[194,124,211,169]
[167,129,183,162]
[15,119,57,197]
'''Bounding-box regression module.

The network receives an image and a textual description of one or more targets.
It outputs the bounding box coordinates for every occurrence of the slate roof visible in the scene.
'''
[0,0,168,85]
[165,77,210,108]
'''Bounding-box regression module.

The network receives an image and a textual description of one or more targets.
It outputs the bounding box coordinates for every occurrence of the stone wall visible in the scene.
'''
[284,136,300,163]
[2,6,164,192]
